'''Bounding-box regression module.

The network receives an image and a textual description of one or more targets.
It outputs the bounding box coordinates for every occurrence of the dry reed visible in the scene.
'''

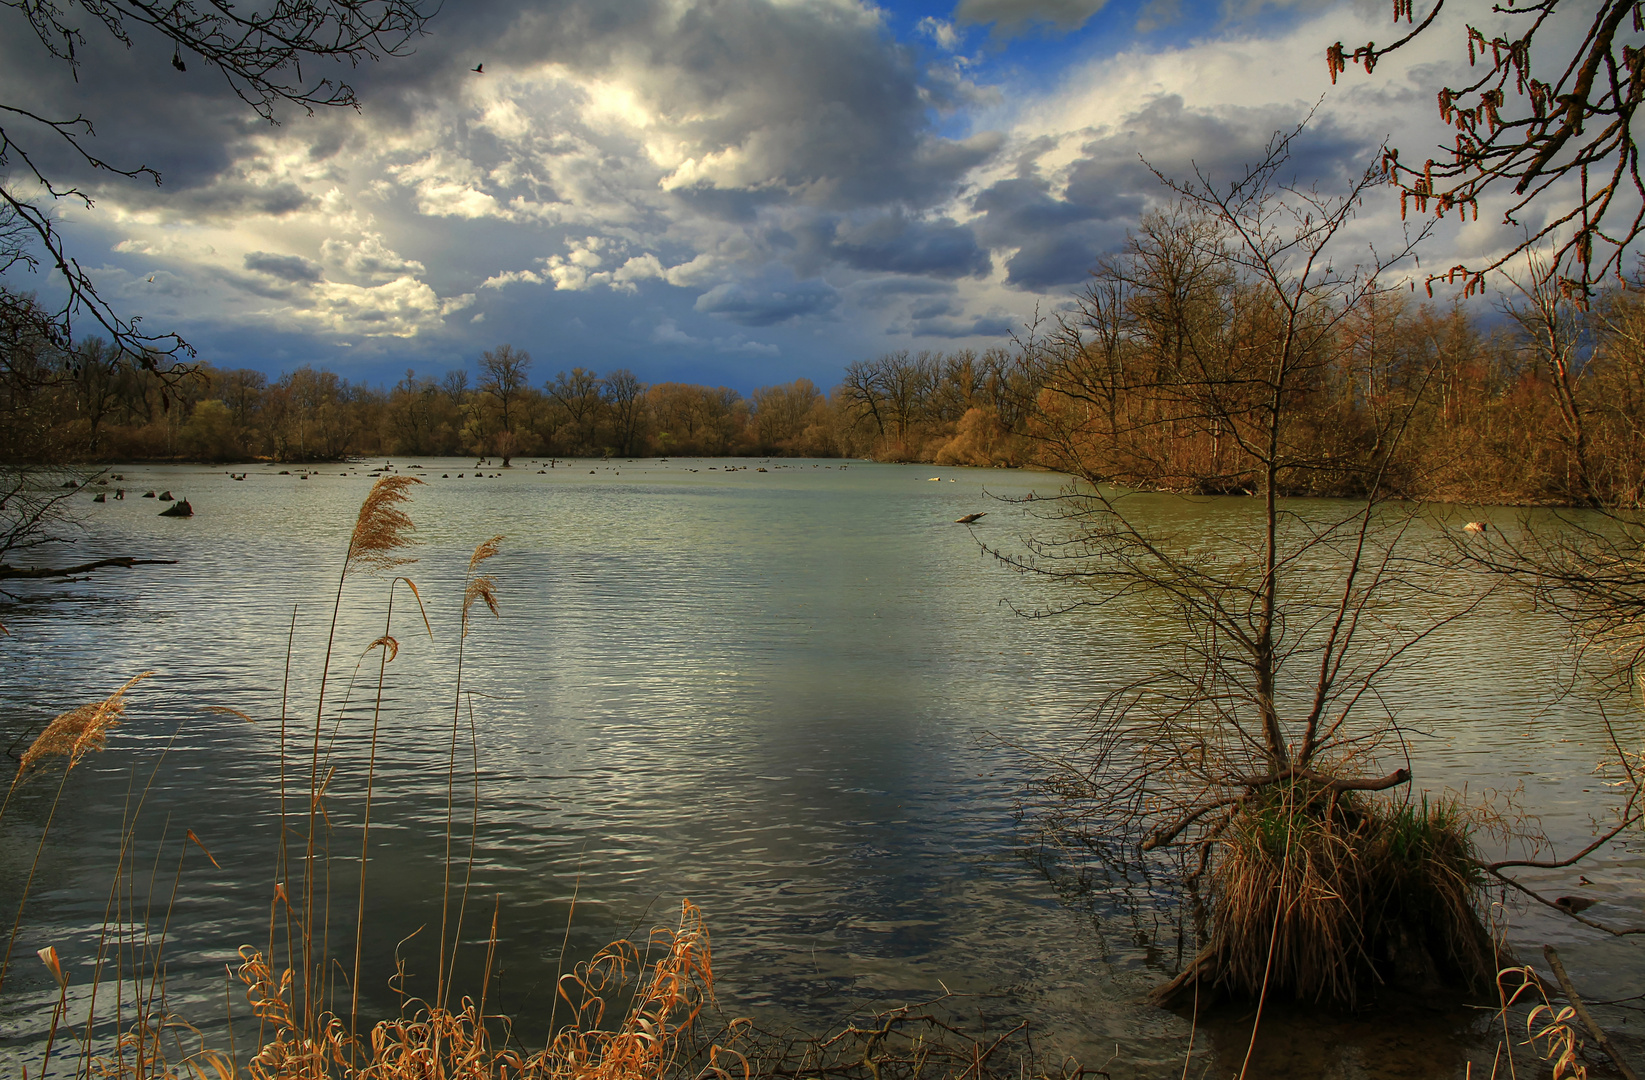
[220,900,716,1080]
[16,671,152,777]
[2,672,155,997]
[346,477,422,579]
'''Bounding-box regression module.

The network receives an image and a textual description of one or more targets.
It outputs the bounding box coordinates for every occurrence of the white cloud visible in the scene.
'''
[652,318,702,345]
[322,233,427,282]
[298,276,457,337]
[918,17,962,50]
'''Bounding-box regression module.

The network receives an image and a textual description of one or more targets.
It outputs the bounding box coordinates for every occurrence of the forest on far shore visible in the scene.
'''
[9,216,1645,509]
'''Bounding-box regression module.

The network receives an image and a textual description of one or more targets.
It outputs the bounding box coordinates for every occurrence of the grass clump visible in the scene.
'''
[1157,784,1497,1009]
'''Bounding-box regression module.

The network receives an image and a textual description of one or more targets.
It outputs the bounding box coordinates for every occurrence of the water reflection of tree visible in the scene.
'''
[993,127,1514,1006]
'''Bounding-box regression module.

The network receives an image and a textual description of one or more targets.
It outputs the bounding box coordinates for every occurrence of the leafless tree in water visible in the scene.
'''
[990,127,1524,1002]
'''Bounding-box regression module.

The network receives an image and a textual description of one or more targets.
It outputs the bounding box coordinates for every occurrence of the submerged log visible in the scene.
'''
[1149,950,1219,1008]
[0,557,178,580]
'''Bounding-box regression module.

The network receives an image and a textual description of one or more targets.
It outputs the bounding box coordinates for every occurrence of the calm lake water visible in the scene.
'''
[1,458,1640,1078]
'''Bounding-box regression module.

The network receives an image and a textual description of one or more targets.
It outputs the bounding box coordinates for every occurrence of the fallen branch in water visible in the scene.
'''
[1542,945,1643,1080]
[0,557,178,580]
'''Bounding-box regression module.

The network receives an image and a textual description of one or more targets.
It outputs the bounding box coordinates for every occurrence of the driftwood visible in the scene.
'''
[0,557,178,580]
[1244,766,1412,793]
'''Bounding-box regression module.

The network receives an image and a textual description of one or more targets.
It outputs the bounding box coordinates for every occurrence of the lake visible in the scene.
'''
[0,458,1640,1078]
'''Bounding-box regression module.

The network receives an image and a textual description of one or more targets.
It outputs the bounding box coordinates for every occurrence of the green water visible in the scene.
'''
[0,458,1639,1077]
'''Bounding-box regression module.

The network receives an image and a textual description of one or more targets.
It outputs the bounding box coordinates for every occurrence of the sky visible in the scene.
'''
[0,0,1562,392]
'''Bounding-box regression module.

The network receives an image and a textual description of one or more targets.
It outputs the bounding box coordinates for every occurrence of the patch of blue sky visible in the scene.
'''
[888,0,1348,99]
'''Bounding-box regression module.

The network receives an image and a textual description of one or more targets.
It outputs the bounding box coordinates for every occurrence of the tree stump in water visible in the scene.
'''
[159,499,193,517]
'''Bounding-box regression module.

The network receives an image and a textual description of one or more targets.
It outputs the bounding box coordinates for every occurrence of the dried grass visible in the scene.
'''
[17,671,152,776]
[218,901,715,1080]
[1484,963,1599,1080]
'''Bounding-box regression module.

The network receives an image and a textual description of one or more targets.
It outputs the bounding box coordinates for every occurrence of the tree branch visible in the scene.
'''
[0,557,177,580]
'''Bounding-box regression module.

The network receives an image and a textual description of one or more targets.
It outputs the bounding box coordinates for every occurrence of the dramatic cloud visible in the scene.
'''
[0,0,1532,386]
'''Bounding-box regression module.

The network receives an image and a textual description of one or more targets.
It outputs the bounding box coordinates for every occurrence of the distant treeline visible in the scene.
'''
[8,223,1645,505]
[0,314,1043,466]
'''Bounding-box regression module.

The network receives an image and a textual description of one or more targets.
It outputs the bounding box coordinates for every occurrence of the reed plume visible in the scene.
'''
[303,476,424,1036]
[346,476,422,578]
[463,535,503,630]
[2,672,154,996]
[17,671,152,776]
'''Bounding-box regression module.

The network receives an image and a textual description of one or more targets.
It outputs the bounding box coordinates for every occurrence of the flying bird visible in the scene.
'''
[471,63,484,73]
[956,512,986,524]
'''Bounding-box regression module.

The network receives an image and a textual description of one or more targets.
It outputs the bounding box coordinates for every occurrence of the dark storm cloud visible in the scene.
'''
[694,278,841,326]
[846,277,957,309]
[953,0,1108,33]
[116,176,316,219]
[244,251,324,283]
[792,212,991,278]
[974,94,1373,289]
[1001,233,1112,289]
[909,313,1015,337]
[909,297,957,319]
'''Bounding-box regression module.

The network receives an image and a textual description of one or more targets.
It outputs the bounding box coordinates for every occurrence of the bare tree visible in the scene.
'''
[1001,128,1508,1005]
[1331,0,1645,295]
[478,345,532,466]
[1501,252,1599,504]
[547,367,607,453]
[602,369,645,457]
[839,358,889,438]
